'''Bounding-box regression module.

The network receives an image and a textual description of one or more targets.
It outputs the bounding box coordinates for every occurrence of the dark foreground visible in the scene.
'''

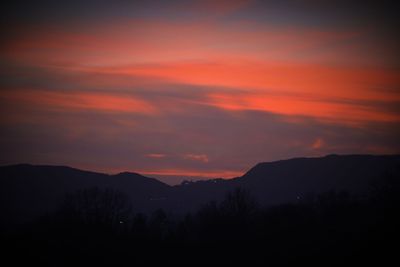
[2,174,399,266]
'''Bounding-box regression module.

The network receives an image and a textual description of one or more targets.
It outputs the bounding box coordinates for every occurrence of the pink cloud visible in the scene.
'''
[183,154,209,163]
[0,89,158,115]
[311,138,325,150]
[137,168,242,178]
[146,153,167,159]
[4,17,398,126]
[1,18,370,67]
[205,91,400,125]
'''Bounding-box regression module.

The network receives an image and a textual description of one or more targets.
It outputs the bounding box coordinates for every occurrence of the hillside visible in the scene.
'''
[1,154,399,225]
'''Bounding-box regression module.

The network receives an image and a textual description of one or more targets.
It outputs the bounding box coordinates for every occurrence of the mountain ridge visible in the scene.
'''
[1,154,399,225]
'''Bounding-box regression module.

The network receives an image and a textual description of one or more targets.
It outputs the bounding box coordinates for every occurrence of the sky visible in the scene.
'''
[1,0,399,184]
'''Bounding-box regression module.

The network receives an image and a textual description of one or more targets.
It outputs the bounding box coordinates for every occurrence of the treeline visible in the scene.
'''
[2,174,399,266]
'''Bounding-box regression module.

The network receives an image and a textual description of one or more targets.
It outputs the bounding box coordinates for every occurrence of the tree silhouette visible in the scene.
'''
[220,187,258,219]
[4,176,399,266]
[60,187,132,230]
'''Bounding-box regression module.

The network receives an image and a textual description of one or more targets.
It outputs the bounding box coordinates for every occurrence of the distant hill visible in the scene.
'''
[169,154,400,210]
[1,154,399,225]
[0,164,171,225]
[234,154,400,204]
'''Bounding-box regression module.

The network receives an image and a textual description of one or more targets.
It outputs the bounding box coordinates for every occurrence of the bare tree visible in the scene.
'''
[220,187,258,219]
[62,187,132,229]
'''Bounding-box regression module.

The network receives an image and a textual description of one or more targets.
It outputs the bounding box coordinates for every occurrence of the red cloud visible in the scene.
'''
[311,138,325,149]
[146,154,167,159]
[137,168,242,178]
[1,89,157,115]
[183,154,209,163]
[205,91,400,125]
[4,17,398,126]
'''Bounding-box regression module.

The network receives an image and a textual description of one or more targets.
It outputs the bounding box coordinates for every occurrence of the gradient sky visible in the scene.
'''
[1,0,399,184]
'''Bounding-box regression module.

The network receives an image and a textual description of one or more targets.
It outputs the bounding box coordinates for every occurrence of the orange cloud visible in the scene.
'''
[108,61,399,102]
[146,153,167,158]
[311,138,325,149]
[1,19,367,67]
[205,91,400,124]
[74,61,397,124]
[137,168,242,178]
[2,18,399,126]
[183,154,209,163]
[1,89,157,115]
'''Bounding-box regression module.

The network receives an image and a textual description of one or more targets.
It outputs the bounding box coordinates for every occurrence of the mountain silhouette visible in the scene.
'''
[233,154,400,204]
[0,164,171,226]
[1,154,399,225]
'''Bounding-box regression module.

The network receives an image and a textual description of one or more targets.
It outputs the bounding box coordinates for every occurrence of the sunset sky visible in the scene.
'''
[1,0,399,184]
